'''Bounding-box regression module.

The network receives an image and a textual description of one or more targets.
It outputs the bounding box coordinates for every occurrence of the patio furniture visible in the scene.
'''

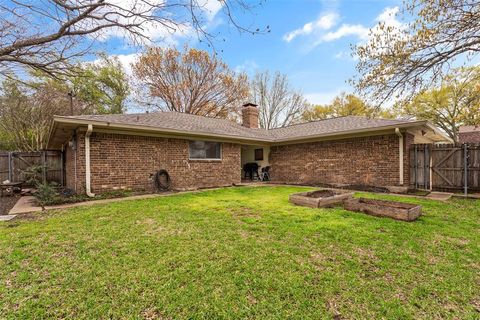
[0,182,22,197]
[243,162,260,180]
[260,166,271,181]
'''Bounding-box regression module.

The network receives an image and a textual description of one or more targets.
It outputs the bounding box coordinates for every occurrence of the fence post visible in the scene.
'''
[429,146,433,191]
[8,152,12,181]
[424,145,428,190]
[464,144,468,196]
[42,151,47,184]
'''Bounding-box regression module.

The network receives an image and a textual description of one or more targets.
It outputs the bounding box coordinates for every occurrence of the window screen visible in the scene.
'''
[189,141,221,159]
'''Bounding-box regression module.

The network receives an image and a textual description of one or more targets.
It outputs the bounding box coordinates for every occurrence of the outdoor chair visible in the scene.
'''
[261,166,271,181]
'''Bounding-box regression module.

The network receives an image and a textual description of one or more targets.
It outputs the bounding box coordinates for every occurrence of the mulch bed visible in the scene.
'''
[0,196,19,215]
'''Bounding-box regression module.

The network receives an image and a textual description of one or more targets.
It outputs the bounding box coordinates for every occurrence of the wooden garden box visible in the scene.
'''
[289,189,354,208]
[344,198,422,221]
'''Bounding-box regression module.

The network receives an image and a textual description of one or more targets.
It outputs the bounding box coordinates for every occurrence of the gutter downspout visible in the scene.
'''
[85,124,95,197]
[395,128,404,185]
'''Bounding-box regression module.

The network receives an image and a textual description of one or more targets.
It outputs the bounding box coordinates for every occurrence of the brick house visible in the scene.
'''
[47,103,450,195]
[459,126,480,143]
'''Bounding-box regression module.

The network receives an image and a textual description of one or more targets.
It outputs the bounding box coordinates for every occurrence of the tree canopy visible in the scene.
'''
[0,56,129,151]
[302,93,394,121]
[132,47,249,119]
[395,66,480,142]
[353,0,480,104]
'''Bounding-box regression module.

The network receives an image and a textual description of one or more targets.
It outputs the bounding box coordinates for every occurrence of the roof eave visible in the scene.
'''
[52,116,273,145]
[423,122,454,143]
[272,120,430,144]
[50,116,452,146]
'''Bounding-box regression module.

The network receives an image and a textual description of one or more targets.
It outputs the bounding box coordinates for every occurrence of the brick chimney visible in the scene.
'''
[242,103,259,129]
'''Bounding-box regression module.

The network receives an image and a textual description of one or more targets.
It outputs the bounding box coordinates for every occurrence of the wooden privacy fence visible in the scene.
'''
[410,144,480,193]
[0,151,63,186]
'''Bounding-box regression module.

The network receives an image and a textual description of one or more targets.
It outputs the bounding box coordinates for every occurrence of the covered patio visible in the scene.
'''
[241,144,270,181]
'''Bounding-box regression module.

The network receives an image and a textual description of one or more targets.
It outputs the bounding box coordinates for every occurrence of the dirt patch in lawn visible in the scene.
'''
[307,190,336,198]
[0,196,19,215]
[231,207,259,218]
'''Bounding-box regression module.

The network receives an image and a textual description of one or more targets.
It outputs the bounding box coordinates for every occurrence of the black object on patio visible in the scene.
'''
[261,166,271,181]
[243,162,260,180]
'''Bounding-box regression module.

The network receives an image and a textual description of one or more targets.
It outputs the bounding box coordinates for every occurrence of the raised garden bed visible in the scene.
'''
[289,189,354,208]
[344,198,422,221]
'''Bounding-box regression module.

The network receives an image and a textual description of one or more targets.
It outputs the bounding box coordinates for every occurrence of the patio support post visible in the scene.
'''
[85,124,95,197]
[395,128,404,185]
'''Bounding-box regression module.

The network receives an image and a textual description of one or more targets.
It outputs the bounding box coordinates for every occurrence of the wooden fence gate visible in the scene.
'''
[410,144,480,193]
[0,151,63,186]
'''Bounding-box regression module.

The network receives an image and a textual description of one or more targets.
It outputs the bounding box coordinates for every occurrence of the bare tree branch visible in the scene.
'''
[249,71,308,129]
[352,0,480,105]
[132,46,249,119]
[0,0,267,78]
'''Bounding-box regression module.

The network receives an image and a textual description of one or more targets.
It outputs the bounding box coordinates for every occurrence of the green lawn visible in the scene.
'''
[1,186,479,319]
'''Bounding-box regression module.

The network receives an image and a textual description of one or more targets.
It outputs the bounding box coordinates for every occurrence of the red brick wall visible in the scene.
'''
[269,133,412,187]
[64,132,86,193]
[64,130,413,194]
[83,132,241,192]
[459,131,480,143]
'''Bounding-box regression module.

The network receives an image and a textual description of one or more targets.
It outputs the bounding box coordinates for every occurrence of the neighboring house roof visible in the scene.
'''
[48,111,451,149]
[459,125,480,133]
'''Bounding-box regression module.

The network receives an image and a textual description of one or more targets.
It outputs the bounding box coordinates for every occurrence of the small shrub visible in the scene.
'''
[34,182,60,210]
[22,164,46,186]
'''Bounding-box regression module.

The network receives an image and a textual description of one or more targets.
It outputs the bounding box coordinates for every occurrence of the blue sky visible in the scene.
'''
[99,0,403,107]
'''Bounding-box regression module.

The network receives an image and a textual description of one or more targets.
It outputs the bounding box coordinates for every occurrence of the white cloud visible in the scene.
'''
[114,53,139,76]
[321,24,369,42]
[283,12,339,42]
[284,6,404,48]
[234,60,259,75]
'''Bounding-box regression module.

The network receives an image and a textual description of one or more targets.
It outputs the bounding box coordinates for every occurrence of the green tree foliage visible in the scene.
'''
[353,0,480,104]
[0,55,129,151]
[302,93,394,121]
[34,55,130,115]
[395,67,480,142]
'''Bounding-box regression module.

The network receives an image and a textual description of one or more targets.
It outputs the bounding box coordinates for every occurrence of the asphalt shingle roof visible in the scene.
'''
[459,125,480,133]
[58,112,421,142]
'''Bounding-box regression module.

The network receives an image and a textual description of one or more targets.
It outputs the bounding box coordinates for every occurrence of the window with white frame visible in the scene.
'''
[189,141,221,160]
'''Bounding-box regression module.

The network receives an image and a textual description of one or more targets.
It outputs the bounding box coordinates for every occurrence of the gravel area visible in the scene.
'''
[0,196,19,215]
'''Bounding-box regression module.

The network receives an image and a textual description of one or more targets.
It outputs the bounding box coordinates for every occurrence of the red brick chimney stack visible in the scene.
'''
[242,103,259,129]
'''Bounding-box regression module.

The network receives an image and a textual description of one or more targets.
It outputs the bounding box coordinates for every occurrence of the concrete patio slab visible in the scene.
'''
[9,196,41,215]
[0,214,17,221]
[426,192,454,201]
